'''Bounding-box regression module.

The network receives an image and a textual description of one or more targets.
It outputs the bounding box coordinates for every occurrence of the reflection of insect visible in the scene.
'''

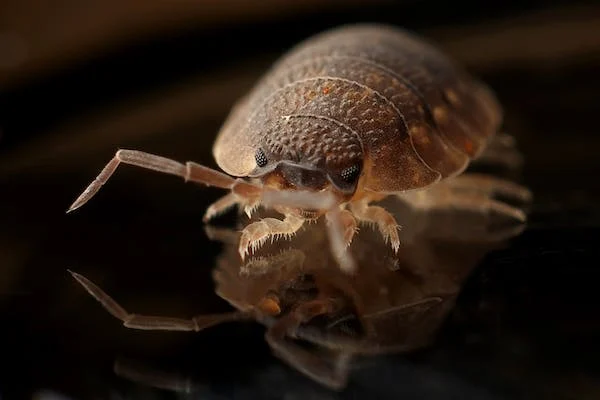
[69,175,530,390]
[67,24,516,272]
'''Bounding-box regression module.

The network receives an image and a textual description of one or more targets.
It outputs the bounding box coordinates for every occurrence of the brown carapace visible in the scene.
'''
[67,24,512,272]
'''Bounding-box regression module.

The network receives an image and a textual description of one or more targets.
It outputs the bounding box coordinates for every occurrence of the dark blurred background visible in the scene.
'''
[0,1,599,399]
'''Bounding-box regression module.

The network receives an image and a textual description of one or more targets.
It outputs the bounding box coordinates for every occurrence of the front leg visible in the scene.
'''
[238,214,305,259]
[67,149,262,213]
[350,200,401,253]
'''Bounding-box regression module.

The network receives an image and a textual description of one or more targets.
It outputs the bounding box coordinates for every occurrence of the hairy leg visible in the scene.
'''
[238,214,305,258]
[325,209,358,273]
[257,189,358,273]
[339,209,359,248]
[68,150,359,274]
[69,270,250,331]
[350,200,401,253]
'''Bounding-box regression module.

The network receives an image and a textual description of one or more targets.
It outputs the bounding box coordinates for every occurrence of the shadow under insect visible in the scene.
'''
[70,169,530,391]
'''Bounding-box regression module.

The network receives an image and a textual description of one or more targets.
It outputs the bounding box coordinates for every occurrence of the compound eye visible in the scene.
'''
[340,164,361,184]
[255,148,268,168]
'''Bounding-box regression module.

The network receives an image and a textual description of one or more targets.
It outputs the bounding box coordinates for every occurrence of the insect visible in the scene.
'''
[67,23,518,272]
[69,178,529,391]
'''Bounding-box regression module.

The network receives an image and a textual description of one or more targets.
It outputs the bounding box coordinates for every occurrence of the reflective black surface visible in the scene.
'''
[1,1,599,399]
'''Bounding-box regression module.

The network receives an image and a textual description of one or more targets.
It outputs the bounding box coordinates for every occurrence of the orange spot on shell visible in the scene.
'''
[445,89,460,106]
[464,139,473,154]
[257,297,281,316]
[433,106,448,123]
[322,87,330,94]
[410,125,431,145]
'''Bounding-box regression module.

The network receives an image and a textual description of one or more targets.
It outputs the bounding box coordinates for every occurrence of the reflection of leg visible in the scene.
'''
[266,334,352,390]
[350,201,401,252]
[265,298,351,390]
[238,214,305,258]
[241,247,306,277]
[114,357,197,394]
[69,270,250,331]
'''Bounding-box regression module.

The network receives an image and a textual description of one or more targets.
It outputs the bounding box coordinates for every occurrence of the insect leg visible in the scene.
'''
[238,214,305,258]
[67,149,261,212]
[265,300,352,390]
[203,225,240,244]
[338,209,359,248]
[473,132,524,171]
[447,192,527,223]
[322,209,358,273]
[259,189,358,273]
[267,335,352,391]
[114,357,198,394]
[69,270,251,331]
[350,201,401,253]
[268,298,343,339]
[446,173,533,204]
[203,192,240,222]
[399,176,528,224]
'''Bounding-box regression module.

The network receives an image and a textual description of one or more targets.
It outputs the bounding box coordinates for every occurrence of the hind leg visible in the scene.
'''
[472,132,524,171]
[445,173,532,204]
[399,173,531,223]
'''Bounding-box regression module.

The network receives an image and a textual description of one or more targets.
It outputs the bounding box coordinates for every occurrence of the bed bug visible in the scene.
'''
[69,176,530,390]
[67,23,521,272]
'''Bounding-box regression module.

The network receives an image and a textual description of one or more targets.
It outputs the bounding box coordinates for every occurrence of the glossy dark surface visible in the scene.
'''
[0,1,599,399]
